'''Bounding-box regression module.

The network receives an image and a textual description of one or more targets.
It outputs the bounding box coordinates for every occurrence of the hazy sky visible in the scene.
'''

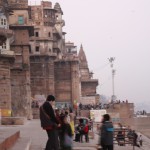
[29,0,150,111]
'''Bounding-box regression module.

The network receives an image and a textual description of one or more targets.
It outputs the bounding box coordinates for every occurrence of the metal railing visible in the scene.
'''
[113,128,136,150]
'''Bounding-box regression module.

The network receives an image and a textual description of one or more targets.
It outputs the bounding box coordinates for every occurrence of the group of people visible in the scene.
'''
[39,95,115,150]
[115,124,143,148]
[39,94,144,150]
[127,129,143,147]
[113,99,129,104]
[74,118,90,143]
[79,99,131,111]
[136,110,147,115]
[79,103,110,110]
[97,114,144,150]
[40,95,75,150]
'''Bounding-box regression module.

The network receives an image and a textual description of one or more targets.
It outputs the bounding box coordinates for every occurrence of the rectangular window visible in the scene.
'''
[18,16,24,25]
[29,48,31,53]
[4,19,6,25]
[35,32,39,37]
[2,42,6,49]
[48,32,51,37]
[35,46,39,52]
[1,19,3,25]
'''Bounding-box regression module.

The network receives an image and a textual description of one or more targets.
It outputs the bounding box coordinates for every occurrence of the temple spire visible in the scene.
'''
[78,44,88,68]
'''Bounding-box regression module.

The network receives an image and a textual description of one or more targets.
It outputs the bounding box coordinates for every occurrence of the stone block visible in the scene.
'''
[0,130,20,150]
[11,137,31,150]
[1,117,27,125]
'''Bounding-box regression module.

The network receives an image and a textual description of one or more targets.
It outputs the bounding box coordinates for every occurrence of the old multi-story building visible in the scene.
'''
[0,0,99,120]
[8,0,34,118]
[29,1,64,97]
[0,0,13,47]
[0,0,15,116]
[29,1,80,109]
[29,1,98,109]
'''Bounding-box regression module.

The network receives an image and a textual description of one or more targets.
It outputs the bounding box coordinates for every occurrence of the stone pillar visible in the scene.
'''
[71,61,80,107]
[47,59,55,96]
[11,45,32,118]
[0,55,14,114]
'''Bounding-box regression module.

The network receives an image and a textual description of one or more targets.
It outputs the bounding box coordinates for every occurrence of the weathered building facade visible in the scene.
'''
[0,0,15,115]
[0,0,99,119]
[8,0,34,118]
[29,2,65,100]
[54,42,80,108]
[29,1,98,109]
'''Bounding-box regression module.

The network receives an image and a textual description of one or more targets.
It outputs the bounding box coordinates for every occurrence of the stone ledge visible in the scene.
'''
[1,117,27,125]
[73,147,97,150]
[30,144,42,150]
[11,137,31,150]
[0,130,20,150]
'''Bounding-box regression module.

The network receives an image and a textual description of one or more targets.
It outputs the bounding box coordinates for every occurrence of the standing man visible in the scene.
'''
[99,114,114,150]
[40,95,60,150]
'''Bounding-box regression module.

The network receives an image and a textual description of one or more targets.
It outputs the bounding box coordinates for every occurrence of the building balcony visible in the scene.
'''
[55,55,79,62]
[9,25,34,37]
[11,63,29,70]
[30,36,53,41]
[55,19,65,27]
[0,50,15,63]
[81,79,99,87]
[0,28,13,38]
[53,42,60,49]
[30,52,57,57]
[0,50,14,56]
[53,28,62,39]
[0,28,13,45]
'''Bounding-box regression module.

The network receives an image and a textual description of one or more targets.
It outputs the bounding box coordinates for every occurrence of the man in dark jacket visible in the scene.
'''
[99,114,114,150]
[40,95,60,150]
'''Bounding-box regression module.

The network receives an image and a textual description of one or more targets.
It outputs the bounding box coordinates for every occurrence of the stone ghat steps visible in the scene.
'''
[0,130,20,150]
[0,129,32,150]
[10,137,31,150]
[29,145,43,150]
[73,147,97,150]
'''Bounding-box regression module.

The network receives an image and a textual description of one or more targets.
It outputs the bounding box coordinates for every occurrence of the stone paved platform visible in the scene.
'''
[0,119,150,150]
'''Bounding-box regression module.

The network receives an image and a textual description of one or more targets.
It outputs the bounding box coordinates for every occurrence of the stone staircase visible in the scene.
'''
[0,129,20,150]
[0,129,36,150]
[0,132,97,150]
[10,137,31,150]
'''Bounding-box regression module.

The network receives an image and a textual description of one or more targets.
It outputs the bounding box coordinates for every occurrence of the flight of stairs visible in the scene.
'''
[0,129,42,150]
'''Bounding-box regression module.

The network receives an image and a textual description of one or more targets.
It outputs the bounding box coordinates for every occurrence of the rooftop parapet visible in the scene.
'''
[8,0,28,9]
[42,1,52,9]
